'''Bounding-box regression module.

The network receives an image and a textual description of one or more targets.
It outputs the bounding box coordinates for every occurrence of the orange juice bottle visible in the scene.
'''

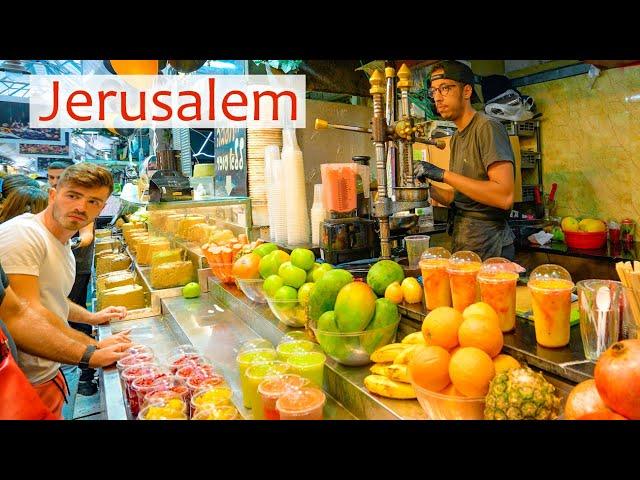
[447,251,482,312]
[478,257,520,332]
[419,247,452,310]
[527,265,574,348]
[321,163,357,215]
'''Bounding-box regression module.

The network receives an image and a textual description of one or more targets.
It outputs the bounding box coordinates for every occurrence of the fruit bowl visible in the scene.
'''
[563,230,607,249]
[235,278,266,304]
[307,317,400,367]
[265,296,308,327]
[411,380,485,420]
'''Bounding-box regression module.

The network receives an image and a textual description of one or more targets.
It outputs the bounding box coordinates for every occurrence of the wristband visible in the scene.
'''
[78,344,97,369]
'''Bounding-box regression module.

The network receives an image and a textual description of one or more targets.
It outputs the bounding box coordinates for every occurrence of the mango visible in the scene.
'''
[361,298,400,353]
[308,269,353,322]
[367,260,405,296]
[334,282,377,332]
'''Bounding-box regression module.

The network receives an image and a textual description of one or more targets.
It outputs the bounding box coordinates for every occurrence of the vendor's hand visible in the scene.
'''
[89,342,131,368]
[91,306,128,325]
[97,329,132,349]
[413,161,445,183]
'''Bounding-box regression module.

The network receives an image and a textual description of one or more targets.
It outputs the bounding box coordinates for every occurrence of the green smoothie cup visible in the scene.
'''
[286,351,326,388]
[236,348,277,408]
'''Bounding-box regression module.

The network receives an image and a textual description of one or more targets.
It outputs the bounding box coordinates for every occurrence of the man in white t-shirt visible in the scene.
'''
[0,162,131,418]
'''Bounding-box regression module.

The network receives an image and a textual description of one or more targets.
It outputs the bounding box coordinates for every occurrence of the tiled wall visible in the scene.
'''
[520,65,640,235]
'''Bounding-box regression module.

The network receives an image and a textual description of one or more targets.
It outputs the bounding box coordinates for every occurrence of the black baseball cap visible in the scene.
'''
[429,60,482,104]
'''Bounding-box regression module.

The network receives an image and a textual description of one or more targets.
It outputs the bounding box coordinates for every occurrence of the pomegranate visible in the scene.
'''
[594,339,640,420]
[564,379,607,420]
[577,409,627,420]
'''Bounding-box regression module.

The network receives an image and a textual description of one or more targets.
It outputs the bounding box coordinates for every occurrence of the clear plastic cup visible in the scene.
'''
[404,235,431,269]
[168,344,199,357]
[447,250,482,312]
[477,257,520,332]
[167,353,209,375]
[528,264,574,348]
[116,352,156,375]
[138,404,188,420]
[175,364,217,391]
[258,374,310,420]
[192,405,240,420]
[142,389,188,413]
[276,387,326,420]
[276,339,316,362]
[245,361,290,418]
[186,372,226,394]
[236,348,278,408]
[286,351,326,388]
[132,372,172,413]
[121,364,163,417]
[124,344,154,357]
[278,331,310,344]
[419,247,452,310]
[577,279,623,361]
[238,338,274,354]
[190,386,234,414]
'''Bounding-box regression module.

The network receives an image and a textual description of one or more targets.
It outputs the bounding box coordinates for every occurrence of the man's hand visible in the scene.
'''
[89,342,131,368]
[97,329,132,349]
[90,306,128,325]
[413,161,445,183]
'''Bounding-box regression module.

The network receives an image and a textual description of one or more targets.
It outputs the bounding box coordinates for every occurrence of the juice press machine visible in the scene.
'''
[315,63,446,259]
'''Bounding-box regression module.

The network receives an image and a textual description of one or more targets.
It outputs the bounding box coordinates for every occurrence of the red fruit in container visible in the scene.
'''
[132,372,171,414]
[176,363,216,383]
[117,352,156,374]
[188,373,226,393]
[125,344,154,357]
[121,364,163,416]
[168,354,210,374]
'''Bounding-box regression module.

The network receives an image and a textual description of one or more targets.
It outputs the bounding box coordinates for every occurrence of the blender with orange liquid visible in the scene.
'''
[447,251,482,312]
[478,257,520,332]
[419,247,452,310]
[527,264,574,348]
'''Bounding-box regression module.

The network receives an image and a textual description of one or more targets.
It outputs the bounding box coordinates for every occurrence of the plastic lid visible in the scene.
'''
[276,387,326,414]
[447,250,482,272]
[191,405,239,420]
[191,386,233,408]
[278,331,309,344]
[276,340,315,356]
[238,338,274,354]
[187,373,226,392]
[124,344,154,357]
[245,361,290,381]
[528,264,573,287]
[138,404,188,420]
[420,247,451,262]
[478,257,520,280]
[258,374,310,398]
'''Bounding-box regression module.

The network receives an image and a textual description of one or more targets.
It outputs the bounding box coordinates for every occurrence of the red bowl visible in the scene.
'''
[563,230,607,249]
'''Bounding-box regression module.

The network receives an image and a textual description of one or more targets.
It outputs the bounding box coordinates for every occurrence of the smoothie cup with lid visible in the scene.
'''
[286,351,326,388]
[244,361,290,418]
[276,387,326,420]
[447,250,482,312]
[419,247,452,310]
[528,264,574,348]
[258,374,310,420]
[478,257,520,332]
[236,348,278,408]
[276,339,316,362]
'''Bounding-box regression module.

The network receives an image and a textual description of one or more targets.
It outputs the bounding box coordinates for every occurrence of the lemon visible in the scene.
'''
[401,277,423,304]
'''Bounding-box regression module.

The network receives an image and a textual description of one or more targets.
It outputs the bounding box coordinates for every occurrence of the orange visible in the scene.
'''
[421,307,464,350]
[384,282,404,304]
[462,302,500,328]
[439,383,463,396]
[564,379,608,420]
[492,354,520,374]
[449,347,495,397]
[232,252,262,279]
[458,316,504,358]
[449,346,460,356]
[408,345,451,392]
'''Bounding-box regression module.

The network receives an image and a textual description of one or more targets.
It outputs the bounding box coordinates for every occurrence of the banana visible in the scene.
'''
[364,375,416,399]
[370,343,412,363]
[401,332,426,345]
[370,363,392,376]
[393,344,419,365]
[386,364,411,384]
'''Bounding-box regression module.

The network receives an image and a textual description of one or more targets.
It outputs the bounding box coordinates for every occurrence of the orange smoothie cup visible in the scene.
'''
[447,251,482,313]
[419,247,452,310]
[276,387,326,420]
[478,257,520,332]
[528,265,574,348]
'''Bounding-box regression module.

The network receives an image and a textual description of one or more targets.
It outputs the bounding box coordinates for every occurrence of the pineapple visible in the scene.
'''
[484,367,562,420]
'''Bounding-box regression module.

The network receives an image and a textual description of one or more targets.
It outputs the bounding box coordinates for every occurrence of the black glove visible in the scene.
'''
[413,161,445,183]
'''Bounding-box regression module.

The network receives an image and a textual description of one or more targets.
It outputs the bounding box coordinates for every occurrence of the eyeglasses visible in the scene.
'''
[427,83,460,99]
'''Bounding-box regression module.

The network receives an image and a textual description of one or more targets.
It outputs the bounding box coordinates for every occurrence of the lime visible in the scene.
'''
[263,275,284,298]
[312,263,333,282]
[259,250,290,279]
[278,262,307,289]
[297,282,315,306]
[274,285,298,310]
[290,248,316,271]
[253,243,278,257]
[307,263,322,282]
[182,282,201,299]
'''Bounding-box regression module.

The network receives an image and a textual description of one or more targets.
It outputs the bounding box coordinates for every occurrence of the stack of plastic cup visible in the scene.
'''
[447,250,482,312]
[264,145,280,242]
[310,184,325,247]
[282,128,310,246]
[271,158,288,244]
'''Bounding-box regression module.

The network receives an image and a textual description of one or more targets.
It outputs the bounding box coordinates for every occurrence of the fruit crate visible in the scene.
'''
[520,150,540,168]
[503,120,538,137]
[520,184,540,203]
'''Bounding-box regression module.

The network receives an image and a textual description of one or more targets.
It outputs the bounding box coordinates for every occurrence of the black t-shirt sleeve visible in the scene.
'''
[479,120,515,170]
[0,262,8,305]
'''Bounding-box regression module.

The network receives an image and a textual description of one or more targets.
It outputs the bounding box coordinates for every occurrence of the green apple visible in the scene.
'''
[182,282,201,299]
[263,274,284,298]
[274,285,298,310]
[312,263,333,282]
[297,282,315,306]
[290,248,316,271]
[278,262,307,289]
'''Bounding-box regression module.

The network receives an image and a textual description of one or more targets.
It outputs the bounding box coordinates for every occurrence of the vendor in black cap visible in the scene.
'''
[414,60,516,260]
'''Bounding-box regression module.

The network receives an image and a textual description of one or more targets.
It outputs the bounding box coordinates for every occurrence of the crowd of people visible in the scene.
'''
[0,162,131,420]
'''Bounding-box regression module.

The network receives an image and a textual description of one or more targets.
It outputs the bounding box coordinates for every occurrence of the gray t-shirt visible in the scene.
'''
[449,111,515,217]
[0,263,19,361]
[448,112,516,258]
